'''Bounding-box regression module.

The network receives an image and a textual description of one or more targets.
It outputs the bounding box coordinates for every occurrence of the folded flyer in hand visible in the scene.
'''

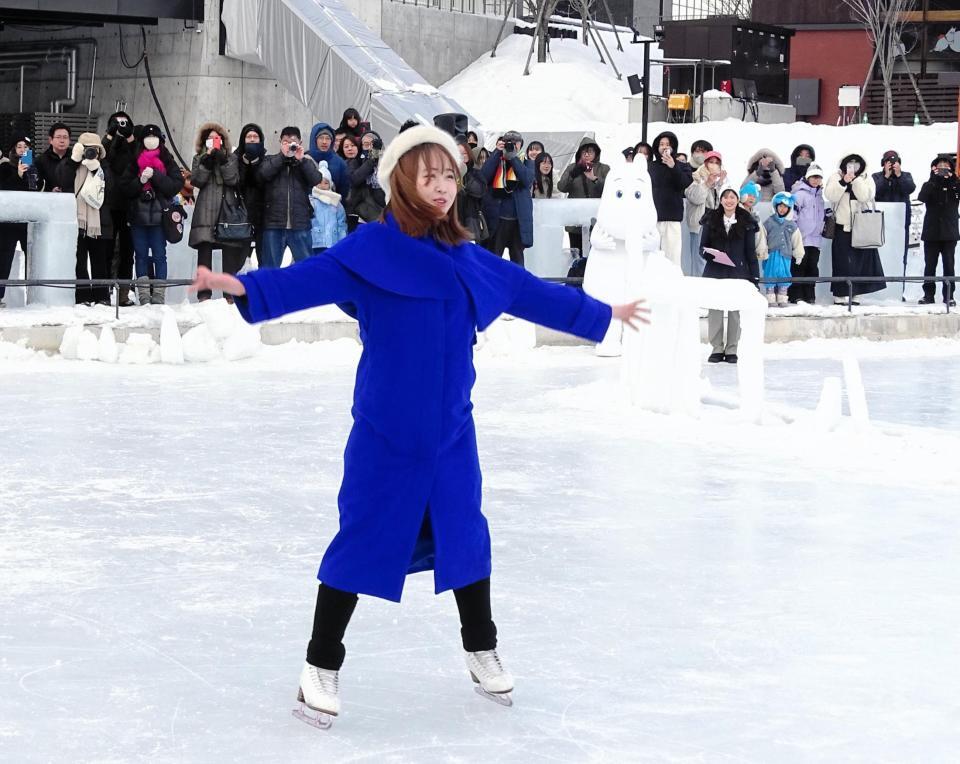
[702,247,735,267]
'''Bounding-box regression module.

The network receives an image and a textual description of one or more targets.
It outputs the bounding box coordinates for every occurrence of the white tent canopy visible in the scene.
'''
[222,0,474,139]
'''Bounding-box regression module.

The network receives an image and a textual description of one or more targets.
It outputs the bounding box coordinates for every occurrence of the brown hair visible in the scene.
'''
[382,143,470,246]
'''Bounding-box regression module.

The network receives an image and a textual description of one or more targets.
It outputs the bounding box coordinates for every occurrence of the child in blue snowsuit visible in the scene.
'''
[191,126,647,723]
[761,191,805,307]
[308,160,347,255]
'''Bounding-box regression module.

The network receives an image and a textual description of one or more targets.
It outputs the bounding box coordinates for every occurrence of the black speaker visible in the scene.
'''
[627,74,644,95]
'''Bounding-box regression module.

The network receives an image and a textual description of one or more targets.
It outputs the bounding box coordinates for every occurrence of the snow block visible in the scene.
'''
[97,326,119,364]
[181,324,220,363]
[159,309,185,364]
[59,325,83,359]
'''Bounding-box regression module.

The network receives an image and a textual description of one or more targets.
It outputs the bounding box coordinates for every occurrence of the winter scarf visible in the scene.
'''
[137,148,166,191]
[312,187,342,206]
[73,163,102,237]
[492,159,518,193]
[763,213,798,255]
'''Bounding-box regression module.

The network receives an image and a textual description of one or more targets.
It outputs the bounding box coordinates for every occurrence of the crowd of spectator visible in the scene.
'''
[0,115,957,323]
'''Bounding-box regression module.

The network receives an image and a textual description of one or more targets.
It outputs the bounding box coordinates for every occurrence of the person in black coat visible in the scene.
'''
[350,132,386,225]
[102,111,138,305]
[481,130,534,267]
[117,124,184,305]
[917,155,960,305]
[256,126,323,268]
[235,122,267,264]
[699,186,759,363]
[872,149,917,272]
[0,136,37,306]
[648,130,693,268]
[34,122,72,192]
[782,143,816,192]
[456,138,488,244]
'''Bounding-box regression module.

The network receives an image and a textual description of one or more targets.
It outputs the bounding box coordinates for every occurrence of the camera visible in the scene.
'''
[938,167,952,177]
[288,142,299,154]
[83,146,98,160]
[504,141,515,153]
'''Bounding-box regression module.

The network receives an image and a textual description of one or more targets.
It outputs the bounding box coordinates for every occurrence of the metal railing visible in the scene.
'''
[0,278,194,320]
[388,0,514,17]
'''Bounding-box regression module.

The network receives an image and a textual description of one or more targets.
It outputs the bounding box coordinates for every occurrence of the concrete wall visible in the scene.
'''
[0,0,499,154]
[379,3,504,87]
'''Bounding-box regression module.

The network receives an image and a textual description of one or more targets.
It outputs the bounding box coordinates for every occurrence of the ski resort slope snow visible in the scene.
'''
[443,33,959,190]
[1,340,959,761]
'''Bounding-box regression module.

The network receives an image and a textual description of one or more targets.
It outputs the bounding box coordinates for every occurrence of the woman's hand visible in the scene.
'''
[190,266,246,297]
[612,299,651,330]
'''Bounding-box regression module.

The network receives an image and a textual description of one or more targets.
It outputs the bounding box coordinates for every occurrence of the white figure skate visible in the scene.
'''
[293,662,340,730]
[466,649,514,707]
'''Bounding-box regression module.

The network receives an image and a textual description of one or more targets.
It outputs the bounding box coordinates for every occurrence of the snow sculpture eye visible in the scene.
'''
[634,191,641,199]
[616,190,623,198]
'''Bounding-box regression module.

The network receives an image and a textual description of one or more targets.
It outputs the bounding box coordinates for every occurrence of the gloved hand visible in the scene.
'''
[569,163,585,178]
[213,149,228,165]
[200,152,217,169]
[71,142,84,162]
[81,158,100,172]
[139,167,154,184]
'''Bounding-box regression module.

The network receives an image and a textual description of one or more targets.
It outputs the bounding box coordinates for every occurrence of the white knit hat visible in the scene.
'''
[805,163,824,179]
[377,125,464,204]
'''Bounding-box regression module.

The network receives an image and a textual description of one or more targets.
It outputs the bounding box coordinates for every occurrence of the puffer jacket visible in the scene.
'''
[458,166,488,242]
[699,205,759,281]
[741,149,785,202]
[0,149,32,192]
[235,122,267,231]
[782,144,816,193]
[792,178,825,247]
[117,141,183,227]
[101,133,138,211]
[34,145,66,192]
[823,153,875,233]
[557,137,610,199]
[309,188,347,249]
[647,130,693,222]
[256,151,323,230]
[189,122,241,246]
[872,167,917,227]
[684,161,724,230]
[349,154,386,222]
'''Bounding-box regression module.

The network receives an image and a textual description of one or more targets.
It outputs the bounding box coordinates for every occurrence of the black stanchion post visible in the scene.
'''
[847,280,853,313]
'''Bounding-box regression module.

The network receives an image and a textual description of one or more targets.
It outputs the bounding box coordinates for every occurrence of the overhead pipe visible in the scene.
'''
[0,39,97,115]
[50,48,77,113]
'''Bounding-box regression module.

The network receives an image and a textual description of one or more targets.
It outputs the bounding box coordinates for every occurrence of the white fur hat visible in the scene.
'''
[377,124,464,204]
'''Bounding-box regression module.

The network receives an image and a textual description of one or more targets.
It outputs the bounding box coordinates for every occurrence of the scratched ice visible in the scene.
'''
[1,343,958,762]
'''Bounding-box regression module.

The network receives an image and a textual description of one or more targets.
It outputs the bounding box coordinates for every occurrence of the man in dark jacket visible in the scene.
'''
[783,144,816,192]
[557,136,610,255]
[873,149,917,276]
[256,126,323,268]
[917,155,960,306]
[481,129,534,266]
[648,130,693,267]
[34,122,71,192]
[235,122,267,263]
[102,111,137,304]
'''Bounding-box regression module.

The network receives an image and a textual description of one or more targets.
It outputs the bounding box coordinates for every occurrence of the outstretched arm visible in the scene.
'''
[191,251,362,323]
[506,269,648,341]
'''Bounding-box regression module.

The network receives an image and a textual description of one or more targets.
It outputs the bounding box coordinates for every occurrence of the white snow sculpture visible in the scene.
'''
[59,325,83,359]
[181,324,220,363]
[75,329,100,361]
[118,333,160,365]
[0,191,77,306]
[159,309,185,364]
[583,157,767,421]
[97,326,119,364]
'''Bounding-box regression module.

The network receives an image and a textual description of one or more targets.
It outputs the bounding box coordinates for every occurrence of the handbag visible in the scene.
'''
[851,200,885,249]
[161,202,188,244]
[821,208,836,239]
[78,168,105,210]
[215,184,253,242]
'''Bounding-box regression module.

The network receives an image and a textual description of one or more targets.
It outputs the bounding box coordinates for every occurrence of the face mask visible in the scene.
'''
[691,153,705,168]
[205,138,215,150]
[143,136,160,151]
[244,142,265,158]
[796,156,812,167]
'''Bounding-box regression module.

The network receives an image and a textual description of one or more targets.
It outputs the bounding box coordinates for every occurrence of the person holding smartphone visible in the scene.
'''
[648,130,694,268]
[917,154,960,306]
[872,150,916,277]
[558,137,610,255]
[0,135,37,307]
[824,153,885,305]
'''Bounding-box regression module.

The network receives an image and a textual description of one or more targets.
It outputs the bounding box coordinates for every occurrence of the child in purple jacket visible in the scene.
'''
[789,163,826,304]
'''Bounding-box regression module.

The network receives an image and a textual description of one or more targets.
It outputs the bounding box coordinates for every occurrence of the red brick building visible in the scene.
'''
[752,0,960,125]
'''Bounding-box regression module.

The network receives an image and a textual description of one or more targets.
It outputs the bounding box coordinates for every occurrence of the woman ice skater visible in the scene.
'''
[191,125,648,727]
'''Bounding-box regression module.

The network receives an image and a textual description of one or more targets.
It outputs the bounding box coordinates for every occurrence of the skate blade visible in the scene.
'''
[293,702,334,730]
[473,685,513,707]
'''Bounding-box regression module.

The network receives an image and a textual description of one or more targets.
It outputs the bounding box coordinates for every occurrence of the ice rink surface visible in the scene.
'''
[1,342,959,762]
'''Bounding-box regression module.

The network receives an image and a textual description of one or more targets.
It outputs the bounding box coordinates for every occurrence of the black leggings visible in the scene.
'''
[306,577,497,671]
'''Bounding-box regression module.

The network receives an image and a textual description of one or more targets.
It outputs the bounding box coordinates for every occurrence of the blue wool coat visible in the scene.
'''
[235,216,612,601]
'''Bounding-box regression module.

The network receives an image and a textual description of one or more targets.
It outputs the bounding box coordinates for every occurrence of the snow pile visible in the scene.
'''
[51,300,262,364]
[443,33,958,185]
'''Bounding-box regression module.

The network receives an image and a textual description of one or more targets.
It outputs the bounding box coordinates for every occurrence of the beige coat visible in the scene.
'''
[684,163,724,230]
[823,171,876,232]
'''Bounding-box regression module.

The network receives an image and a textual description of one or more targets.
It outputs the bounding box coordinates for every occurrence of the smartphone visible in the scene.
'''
[211,133,223,150]
[22,148,33,166]
[846,162,856,175]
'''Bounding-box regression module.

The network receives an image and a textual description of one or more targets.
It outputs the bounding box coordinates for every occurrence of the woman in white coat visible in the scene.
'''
[823,152,886,304]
